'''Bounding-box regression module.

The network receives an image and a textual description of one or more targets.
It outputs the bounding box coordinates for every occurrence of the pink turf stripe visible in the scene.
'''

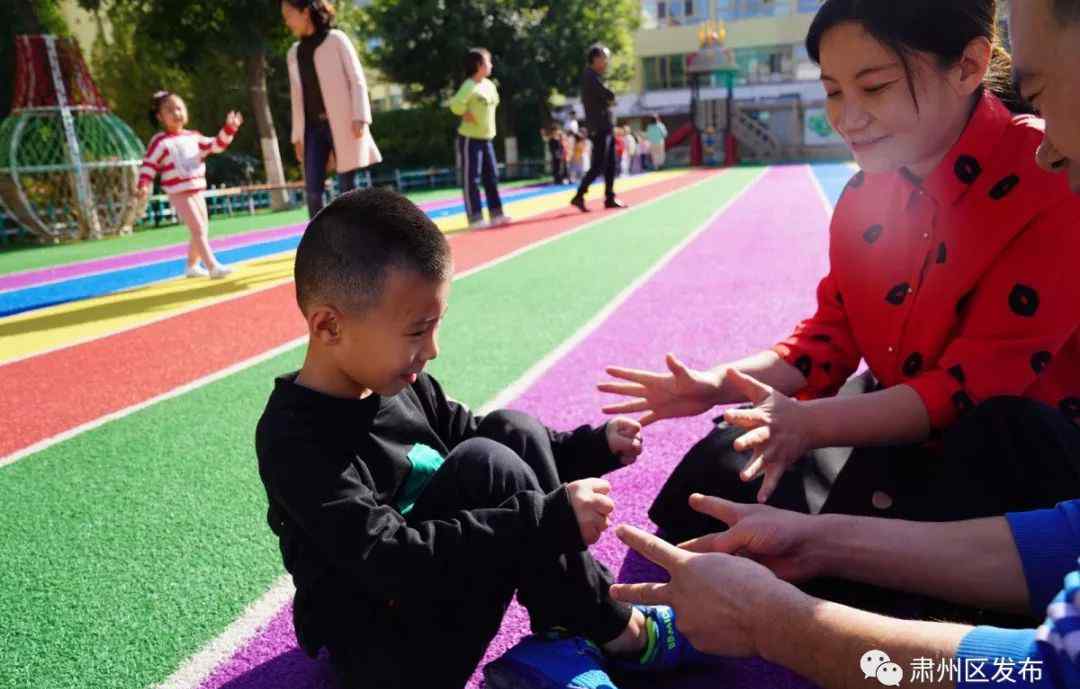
[188,166,831,689]
[0,184,551,292]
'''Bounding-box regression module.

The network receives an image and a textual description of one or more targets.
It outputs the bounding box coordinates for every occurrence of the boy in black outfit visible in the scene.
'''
[255,189,705,689]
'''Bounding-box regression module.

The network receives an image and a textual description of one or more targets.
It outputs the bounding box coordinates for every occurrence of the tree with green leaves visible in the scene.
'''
[363,0,639,156]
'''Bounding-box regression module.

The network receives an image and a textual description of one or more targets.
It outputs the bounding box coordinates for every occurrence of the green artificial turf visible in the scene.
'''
[0,167,763,689]
[0,178,546,276]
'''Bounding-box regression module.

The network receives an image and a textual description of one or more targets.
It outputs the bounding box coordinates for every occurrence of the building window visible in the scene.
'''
[797,0,822,13]
[642,54,690,90]
[716,0,793,20]
[733,44,795,84]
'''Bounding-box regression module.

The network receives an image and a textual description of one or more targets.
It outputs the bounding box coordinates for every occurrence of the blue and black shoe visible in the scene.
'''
[483,633,618,689]
[613,605,709,673]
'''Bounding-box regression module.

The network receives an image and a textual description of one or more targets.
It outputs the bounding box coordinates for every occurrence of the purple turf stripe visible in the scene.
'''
[0,185,551,292]
[193,166,830,689]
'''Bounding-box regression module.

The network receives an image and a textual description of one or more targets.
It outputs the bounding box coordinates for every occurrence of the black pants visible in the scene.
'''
[458,135,504,223]
[303,120,359,219]
[576,129,616,202]
[650,377,1080,621]
[329,410,631,689]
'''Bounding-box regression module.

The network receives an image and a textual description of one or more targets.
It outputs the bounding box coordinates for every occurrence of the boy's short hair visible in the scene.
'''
[586,44,610,64]
[294,188,452,316]
[464,47,491,77]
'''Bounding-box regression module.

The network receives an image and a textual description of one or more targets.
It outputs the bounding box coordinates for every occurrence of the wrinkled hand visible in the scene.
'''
[462,111,477,124]
[566,478,614,545]
[225,111,244,131]
[680,494,824,582]
[352,120,368,139]
[610,524,794,657]
[606,417,643,465]
[722,369,813,503]
[598,353,721,427]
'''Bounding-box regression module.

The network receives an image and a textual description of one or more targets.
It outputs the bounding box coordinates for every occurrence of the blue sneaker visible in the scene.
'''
[613,605,709,673]
[483,633,619,689]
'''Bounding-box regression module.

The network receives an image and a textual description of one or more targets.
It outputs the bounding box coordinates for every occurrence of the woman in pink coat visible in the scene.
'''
[281,0,382,218]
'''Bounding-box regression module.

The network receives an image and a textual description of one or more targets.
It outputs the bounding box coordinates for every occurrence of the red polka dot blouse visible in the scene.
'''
[774,91,1080,430]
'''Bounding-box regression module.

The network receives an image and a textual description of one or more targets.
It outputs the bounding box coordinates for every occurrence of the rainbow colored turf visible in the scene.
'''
[0,164,855,689]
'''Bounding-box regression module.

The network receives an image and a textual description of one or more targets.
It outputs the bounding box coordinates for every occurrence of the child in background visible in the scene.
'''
[138,91,241,279]
[256,188,707,689]
[569,132,587,183]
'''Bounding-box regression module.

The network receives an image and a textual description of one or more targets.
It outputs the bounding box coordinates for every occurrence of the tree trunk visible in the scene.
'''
[244,51,289,210]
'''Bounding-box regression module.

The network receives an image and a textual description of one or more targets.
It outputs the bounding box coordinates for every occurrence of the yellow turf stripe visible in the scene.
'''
[0,171,690,365]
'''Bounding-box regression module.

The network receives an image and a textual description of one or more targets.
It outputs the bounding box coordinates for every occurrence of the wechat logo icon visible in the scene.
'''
[861,650,903,687]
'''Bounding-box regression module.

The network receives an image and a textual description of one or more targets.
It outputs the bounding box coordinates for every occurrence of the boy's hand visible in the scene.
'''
[136,184,150,200]
[566,478,614,546]
[462,111,477,124]
[225,111,244,131]
[606,417,643,465]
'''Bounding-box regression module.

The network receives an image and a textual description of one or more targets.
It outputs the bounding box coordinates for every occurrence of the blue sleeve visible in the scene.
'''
[1007,500,1080,615]
[957,568,1080,689]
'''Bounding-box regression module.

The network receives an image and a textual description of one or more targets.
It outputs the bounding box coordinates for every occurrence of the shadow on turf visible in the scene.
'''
[0,256,294,339]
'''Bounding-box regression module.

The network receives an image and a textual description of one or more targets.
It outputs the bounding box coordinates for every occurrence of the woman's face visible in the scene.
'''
[281,2,314,38]
[819,21,979,175]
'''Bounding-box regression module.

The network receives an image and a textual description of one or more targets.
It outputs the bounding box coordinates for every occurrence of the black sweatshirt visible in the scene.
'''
[581,67,616,134]
[297,29,329,124]
[254,372,621,656]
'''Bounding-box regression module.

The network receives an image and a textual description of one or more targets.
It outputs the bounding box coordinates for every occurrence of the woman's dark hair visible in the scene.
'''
[806,0,1030,113]
[281,0,336,33]
[586,44,610,65]
[464,48,490,77]
[148,90,174,128]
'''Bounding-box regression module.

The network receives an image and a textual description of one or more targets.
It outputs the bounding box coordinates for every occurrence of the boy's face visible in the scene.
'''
[326,269,451,397]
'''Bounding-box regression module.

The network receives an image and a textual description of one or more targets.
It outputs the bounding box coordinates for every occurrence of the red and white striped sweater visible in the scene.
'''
[138,125,238,195]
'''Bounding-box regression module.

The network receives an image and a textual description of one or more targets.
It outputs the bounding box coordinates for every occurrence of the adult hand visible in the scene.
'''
[605,417,643,465]
[598,353,722,427]
[721,369,814,503]
[225,111,244,131]
[462,111,477,124]
[566,478,615,546]
[294,141,304,164]
[352,120,368,139]
[680,494,824,582]
[610,524,798,657]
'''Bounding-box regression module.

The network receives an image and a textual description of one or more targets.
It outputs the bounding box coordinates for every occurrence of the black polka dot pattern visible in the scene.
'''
[1061,397,1080,421]
[952,391,975,414]
[954,155,982,184]
[956,291,974,315]
[822,362,833,373]
[989,174,1021,200]
[810,334,832,343]
[863,224,884,244]
[902,353,923,377]
[794,355,813,378]
[886,283,911,306]
[1031,351,1052,375]
[936,243,947,264]
[948,365,966,384]
[1009,284,1040,318]
[849,171,865,188]
[836,292,844,305]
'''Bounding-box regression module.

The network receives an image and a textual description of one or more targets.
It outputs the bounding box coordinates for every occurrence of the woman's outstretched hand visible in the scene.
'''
[598,353,722,427]
[721,369,814,503]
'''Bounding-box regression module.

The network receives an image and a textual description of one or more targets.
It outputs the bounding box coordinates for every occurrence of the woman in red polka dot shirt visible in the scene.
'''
[601,0,1080,616]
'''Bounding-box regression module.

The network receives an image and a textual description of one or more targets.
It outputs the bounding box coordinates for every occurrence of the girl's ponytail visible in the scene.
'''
[148,90,173,129]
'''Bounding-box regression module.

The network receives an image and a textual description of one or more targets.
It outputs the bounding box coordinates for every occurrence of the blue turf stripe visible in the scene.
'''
[0,181,581,318]
[810,162,857,208]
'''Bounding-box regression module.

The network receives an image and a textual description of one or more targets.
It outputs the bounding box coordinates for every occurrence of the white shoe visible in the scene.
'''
[468,218,490,230]
[489,215,512,227]
[185,264,209,278]
[209,264,233,279]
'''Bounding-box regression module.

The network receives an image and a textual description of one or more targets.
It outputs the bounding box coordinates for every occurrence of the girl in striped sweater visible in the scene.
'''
[137,91,243,279]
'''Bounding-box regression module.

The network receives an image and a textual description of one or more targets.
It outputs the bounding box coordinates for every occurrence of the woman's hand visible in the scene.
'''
[225,111,244,131]
[680,495,825,582]
[721,369,815,503]
[352,120,368,139]
[598,353,722,427]
[294,141,304,164]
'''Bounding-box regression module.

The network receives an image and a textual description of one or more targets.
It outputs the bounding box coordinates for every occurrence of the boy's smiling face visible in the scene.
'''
[321,269,450,398]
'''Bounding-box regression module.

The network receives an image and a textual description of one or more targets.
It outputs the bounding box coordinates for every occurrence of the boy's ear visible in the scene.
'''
[308,305,343,344]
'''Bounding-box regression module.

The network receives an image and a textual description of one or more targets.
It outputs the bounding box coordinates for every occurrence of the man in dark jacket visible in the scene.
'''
[571,44,627,212]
